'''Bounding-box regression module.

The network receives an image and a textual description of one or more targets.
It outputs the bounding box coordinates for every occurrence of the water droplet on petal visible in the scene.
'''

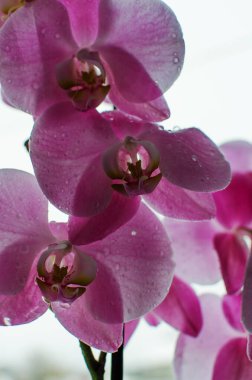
[131,230,137,236]
[191,155,198,162]
[3,317,11,326]
[171,33,177,38]
[55,33,60,39]
[173,57,179,64]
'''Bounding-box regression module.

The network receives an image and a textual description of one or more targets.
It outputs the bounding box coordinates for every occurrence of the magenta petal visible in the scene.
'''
[96,0,184,94]
[0,0,77,116]
[223,294,244,332]
[145,177,216,220]
[84,203,174,322]
[59,0,99,46]
[108,86,170,122]
[242,254,252,333]
[0,169,53,294]
[124,319,140,346]
[0,264,48,325]
[154,276,202,336]
[145,313,160,326]
[221,141,252,174]
[213,338,252,380]
[214,173,252,229]
[30,102,116,216]
[164,218,220,284]
[68,193,140,245]
[214,233,248,294]
[53,297,123,352]
[141,128,231,192]
[174,295,239,380]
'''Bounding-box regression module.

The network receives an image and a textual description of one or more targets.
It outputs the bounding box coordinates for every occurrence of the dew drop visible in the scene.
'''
[32,82,39,90]
[115,263,120,271]
[131,230,137,236]
[3,317,11,326]
[171,32,177,38]
[173,57,179,64]
[55,33,60,39]
[5,46,10,52]
[191,155,198,162]
[160,250,164,257]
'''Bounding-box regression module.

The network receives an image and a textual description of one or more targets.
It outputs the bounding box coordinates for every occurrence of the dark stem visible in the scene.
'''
[111,326,124,380]
[79,340,107,380]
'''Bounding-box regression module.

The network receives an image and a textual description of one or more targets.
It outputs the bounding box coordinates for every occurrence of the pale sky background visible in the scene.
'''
[0,0,252,379]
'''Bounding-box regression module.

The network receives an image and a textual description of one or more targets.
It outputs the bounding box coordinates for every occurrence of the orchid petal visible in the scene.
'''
[145,177,216,220]
[0,0,77,116]
[174,295,239,380]
[242,253,252,333]
[221,141,252,174]
[68,193,140,245]
[84,203,174,323]
[53,297,123,352]
[0,263,48,325]
[59,0,99,46]
[0,169,53,294]
[141,128,231,192]
[144,313,161,326]
[213,338,252,380]
[214,233,248,294]
[154,276,203,336]
[95,0,184,97]
[30,102,115,216]
[213,173,252,229]
[164,218,220,284]
[124,319,140,346]
[223,294,243,332]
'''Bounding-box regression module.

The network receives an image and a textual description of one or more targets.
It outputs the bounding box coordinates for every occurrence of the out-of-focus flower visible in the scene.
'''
[0,169,175,352]
[124,276,203,346]
[0,0,184,120]
[30,105,231,224]
[163,141,252,287]
[174,293,252,380]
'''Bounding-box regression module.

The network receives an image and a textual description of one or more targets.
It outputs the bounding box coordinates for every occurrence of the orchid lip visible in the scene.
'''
[103,136,162,196]
[36,241,96,305]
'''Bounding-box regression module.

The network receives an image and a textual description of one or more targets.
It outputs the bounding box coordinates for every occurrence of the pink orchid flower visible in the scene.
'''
[29,104,231,226]
[0,0,184,120]
[163,141,252,288]
[0,169,175,352]
[124,276,203,347]
[174,293,252,380]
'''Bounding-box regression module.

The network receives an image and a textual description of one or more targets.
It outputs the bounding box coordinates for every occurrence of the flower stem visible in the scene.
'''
[111,327,124,380]
[79,340,107,380]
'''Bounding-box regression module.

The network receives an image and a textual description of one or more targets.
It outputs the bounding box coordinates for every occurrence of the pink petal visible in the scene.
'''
[83,203,175,323]
[144,313,161,326]
[214,233,248,294]
[164,218,220,284]
[30,102,116,216]
[95,0,184,96]
[53,297,123,352]
[223,294,244,332]
[145,177,216,220]
[0,263,48,325]
[59,0,99,46]
[213,173,252,229]
[141,128,231,192]
[174,295,239,380]
[242,253,252,333]
[221,141,252,174]
[0,169,54,294]
[108,86,170,122]
[124,319,140,346]
[0,0,77,116]
[154,276,202,336]
[68,193,140,245]
[49,222,68,241]
[213,338,252,380]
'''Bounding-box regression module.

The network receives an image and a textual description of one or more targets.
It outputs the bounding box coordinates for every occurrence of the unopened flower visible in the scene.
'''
[0,169,174,352]
[0,0,184,120]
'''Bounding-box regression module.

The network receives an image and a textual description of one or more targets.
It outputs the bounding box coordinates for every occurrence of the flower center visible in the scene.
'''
[56,49,110,111]
[103,136,162,196]
[36,241,96,305]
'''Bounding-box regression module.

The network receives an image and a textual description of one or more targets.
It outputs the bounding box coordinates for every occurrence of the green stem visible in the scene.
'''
[79,341,107,380]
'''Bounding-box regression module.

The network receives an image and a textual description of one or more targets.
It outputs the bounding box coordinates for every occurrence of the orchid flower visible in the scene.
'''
[163,141,252,288]
[0,168,175,352]
[29,105,231,224]
[0,0,184,120]
[174,293,252,380]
